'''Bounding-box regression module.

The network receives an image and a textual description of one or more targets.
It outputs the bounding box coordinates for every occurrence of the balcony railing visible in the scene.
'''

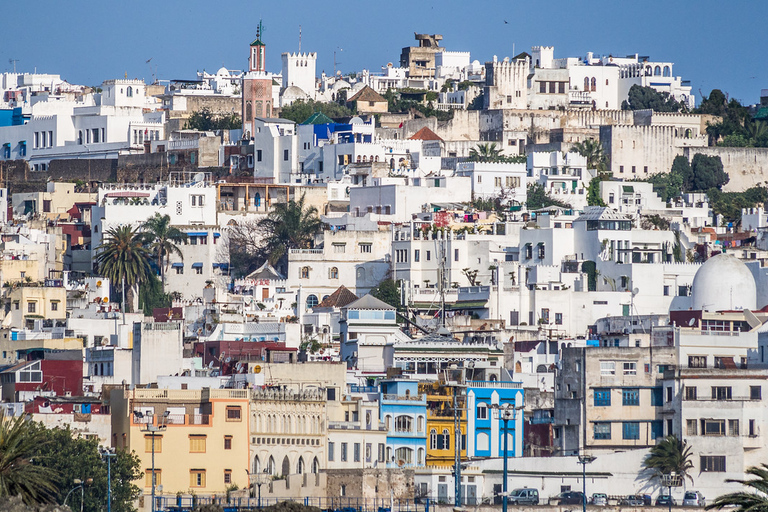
[382,394,425,401]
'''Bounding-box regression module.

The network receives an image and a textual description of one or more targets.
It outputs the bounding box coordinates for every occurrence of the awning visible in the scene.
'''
[104,191,150,198]
[191,262,203,268]
[213,233,221,238]
[171,263,183,268]
[186,232,208,237]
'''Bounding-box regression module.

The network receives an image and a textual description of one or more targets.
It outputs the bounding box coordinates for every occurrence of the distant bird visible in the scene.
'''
[504,20,508,24]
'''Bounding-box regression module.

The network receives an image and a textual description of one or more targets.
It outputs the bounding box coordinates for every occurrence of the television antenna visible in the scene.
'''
[8,59,18,73]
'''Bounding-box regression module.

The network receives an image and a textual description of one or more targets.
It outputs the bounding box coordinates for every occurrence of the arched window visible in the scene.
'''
[390,158,395,169]
[654,66,661,76]
[476,402,488,419]
[297,457,305,474]
[356,155,361,163]
[430,429,438,449]
[645,66,652,76]
[395,415,412,432]
[583,77,589,91]
[362,155,367,162]
[476,432,490,451]
[268,456,276,475]
[306,294,319,309]
[311,457,319,473]
[126,86,133,97]
[245,102,252,120]
[329,267,339,279]
[490,374,498,381]
[300,267,310,279]
[663,66,671,77]
[685,128,692,139]
[281,456,290,476]
[254,456,261,473]
[417,448,424,465]
[417,415,424,432]
[441,429,451,450]
[78,131,83,145]
[375,155,379,162]
[591,77,596,92]
[536,364,548,373]
[395,447,413,465]
[385,415,392,430]
[356,267,365,280]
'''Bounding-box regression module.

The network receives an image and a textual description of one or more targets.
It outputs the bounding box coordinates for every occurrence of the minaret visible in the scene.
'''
[250,21,266,73]
[242,20,274,139]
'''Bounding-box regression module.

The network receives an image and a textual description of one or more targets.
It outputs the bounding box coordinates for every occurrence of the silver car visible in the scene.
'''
[591,493,608,506]
[683,491,705,507]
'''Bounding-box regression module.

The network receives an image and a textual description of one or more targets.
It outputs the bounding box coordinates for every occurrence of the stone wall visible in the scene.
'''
[325,468,415,499]
[683,146,768,192]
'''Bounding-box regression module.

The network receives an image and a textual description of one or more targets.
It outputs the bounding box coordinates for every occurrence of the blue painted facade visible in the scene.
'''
[466,381,524,459]
[0,110,13,128]
[379,379,427,468]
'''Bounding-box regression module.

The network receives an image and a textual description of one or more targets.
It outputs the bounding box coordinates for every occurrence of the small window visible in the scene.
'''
[476,403,488,419]
[751,386,762,400]
[284,149,289,161]
[359,243,372,253]
[226,406,242,421]
[189,435,207,453]
[190,469,206,487]
[622,388,640,406]
[145,435,163,453]
[145,469,161,487]
[700,455,726,472]
[594,389,611,406]
[300,267,310,279]
[685,386,697,400]
[27,302,36,313]
[600,362,615,375]
[622,422,640,440]
[623,362,637,375]
[224,469,232,484]
[594,423,611,440]
[224,436,232,450]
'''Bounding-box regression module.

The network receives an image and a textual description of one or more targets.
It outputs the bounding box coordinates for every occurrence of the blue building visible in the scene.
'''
[379,378,427,467]
[466,381,524,458]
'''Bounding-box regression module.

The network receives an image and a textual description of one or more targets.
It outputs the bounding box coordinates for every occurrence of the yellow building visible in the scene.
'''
[5,284,67,330]
[110,387,250,496]
[420,382,466,467]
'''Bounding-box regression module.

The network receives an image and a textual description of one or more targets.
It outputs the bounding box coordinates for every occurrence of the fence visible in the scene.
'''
[157,496,430,512]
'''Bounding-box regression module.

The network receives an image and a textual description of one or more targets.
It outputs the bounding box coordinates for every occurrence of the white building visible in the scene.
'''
[252,117,299,183]
[455,161,527,206]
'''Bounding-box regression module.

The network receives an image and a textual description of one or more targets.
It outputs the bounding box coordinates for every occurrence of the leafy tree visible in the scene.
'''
[707,186,768,226]
[671,155,694,190]
[279,99,353,124]
[691,154,728,191]
[469,143,502,162]
[257,194,323,265]
[697,90,751,145]
[96,225,153,312]
[706,464,768,512]
[0,412,57,504]
[225,218,265,277]
[142,214,187,286]
[526,183,572,210]
[570,139,607,172]
[642,434,693,484]
[138,273,172,316]
[31,423,141,512]
[186,107,241,131]
[370,279,401,311]
[621,85,684,112]
[468,93,484,110]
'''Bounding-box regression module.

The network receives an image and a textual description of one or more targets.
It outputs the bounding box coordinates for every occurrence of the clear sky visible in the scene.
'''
[3,0,766,105]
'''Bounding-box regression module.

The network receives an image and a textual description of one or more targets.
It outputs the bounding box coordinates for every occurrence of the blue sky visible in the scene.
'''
[3,0,766,105]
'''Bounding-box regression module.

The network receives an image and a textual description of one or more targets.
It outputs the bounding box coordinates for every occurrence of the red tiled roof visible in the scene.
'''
[409,126,443,142]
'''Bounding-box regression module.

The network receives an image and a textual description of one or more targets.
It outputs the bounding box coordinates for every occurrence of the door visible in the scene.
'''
[438,484,448,503]
[466,485,477,505]
[262,287,270,300]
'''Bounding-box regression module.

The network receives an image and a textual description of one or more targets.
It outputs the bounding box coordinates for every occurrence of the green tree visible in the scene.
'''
[258,194,323,265]
[31,423,141,512]
[95,225,153,312]
[370,279,401,311]
[0,412,57,504]
[138,273,172,316]
[141,213,187,286]
[586,177,607,206]
[706,464,768,512]
[642,434,693,485]
[186,107,241,131]
[697,90,751,145]
[707,186,768,226]
[279,99,353,124]
[570,139,607,172]
[468,143,502,162]
[621,85,684,112]
[691,154,728,191]
[526,183,572,210]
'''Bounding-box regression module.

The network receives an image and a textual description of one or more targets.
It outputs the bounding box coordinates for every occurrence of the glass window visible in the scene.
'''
[622,422,640,440]
[622,388,639,406]
[623,362,637,375]
[594,389,611,406]
[594,423,611,440]
[600,362,615,375]
[651,387,663,406]
[700,455,726,472]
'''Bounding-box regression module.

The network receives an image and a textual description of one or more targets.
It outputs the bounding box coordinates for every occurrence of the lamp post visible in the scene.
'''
[140,412,168,512]
[100,447,117,512]
[64,478,92,512]
[491,403,522,512]
[577,454,596,512]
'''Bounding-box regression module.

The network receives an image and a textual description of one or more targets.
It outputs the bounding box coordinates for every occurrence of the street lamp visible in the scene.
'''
[100,447,117,512]
[140,412,168,512]
[253,468,271,509]
[577,454,596,512]
[491,403,523,512]
[64,478,92,512]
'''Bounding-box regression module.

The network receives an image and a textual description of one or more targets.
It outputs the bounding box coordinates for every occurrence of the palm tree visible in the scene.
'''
[469,142,502,162]
[642,434,694,484]
[0,411,58,503]
[95,225,153,313]
[142,213,187,286]
[707,464,768,512]
[570,138,608,173]
[258,193,323,265]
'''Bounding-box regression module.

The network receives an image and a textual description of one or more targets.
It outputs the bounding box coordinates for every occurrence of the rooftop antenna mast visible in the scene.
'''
[298,25,302,53]
[9,59,18,73]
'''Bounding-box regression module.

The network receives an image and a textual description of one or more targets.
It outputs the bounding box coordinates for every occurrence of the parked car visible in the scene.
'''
[642,494,653,506]
[508,488,539,505]
[656,495,677,506]
[591,493,608,506]
[620,495,646,506]
[550,491,585,505]
[683,491,706,507]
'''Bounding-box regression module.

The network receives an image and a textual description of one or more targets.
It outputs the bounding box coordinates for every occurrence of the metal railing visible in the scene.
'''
[156,496,429,512]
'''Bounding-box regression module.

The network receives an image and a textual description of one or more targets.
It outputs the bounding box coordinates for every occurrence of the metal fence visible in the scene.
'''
[157,496,430,512]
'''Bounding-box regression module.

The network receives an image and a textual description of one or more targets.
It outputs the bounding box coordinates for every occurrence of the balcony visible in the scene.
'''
[382,393,425,403]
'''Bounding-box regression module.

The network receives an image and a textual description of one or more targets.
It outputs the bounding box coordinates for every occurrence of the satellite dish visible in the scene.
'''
[254,365,262,374]
[193,172,205,183]
[632,288,640,296]
[688,318,696,327]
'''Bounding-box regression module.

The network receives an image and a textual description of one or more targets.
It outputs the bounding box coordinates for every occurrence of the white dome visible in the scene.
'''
[691,253,756,311]
[216,66,229,76]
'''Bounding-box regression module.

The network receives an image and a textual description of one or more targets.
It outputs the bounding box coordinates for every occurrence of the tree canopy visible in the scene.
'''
[707,186,768,226]
[570,139,608,172]
[0,412,57,504]
[370,279,401,311]
[468,143,526,164]
[690,154,728,191]
[142,213,187,285]
[186,108,241,131]
[706,464,768,512]
[279,99,353,124]
[642,434,694,484]
[383,88,454,122]
[621,85,684,112]
[526,183,572,210]
[257,193,323,265]
[96,225,154,312]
